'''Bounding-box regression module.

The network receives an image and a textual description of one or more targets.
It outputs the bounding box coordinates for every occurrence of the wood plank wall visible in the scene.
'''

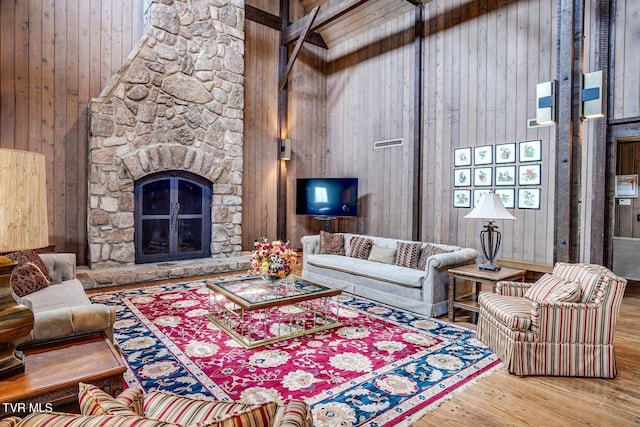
[612,0,640,120]
[323,11,416,241]
[243,16,280,248]
[2,0,640,266]
[0,0,145,264]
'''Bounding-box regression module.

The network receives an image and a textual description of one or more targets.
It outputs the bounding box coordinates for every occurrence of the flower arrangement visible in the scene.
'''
[250,238,297,281]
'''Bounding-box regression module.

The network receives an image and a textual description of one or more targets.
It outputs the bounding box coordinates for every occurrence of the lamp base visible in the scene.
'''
[0,261,34,379]
[0,346,26,379]
[478,263,501,271]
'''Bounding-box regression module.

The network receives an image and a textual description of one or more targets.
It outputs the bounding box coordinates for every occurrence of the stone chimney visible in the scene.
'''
[88,0,245,268]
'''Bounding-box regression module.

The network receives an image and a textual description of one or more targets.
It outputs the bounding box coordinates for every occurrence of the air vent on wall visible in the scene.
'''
[374,138,403,149]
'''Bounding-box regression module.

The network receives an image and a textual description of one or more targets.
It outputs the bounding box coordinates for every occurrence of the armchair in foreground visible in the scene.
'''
[476,262,627,378]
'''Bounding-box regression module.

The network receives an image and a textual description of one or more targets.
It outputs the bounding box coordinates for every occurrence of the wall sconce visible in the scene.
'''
[536,80,556,125]
[582,70,604,119]
[279,138,291,160]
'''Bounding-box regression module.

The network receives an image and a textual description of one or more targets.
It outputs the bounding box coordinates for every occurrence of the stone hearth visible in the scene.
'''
[88,0,245,269]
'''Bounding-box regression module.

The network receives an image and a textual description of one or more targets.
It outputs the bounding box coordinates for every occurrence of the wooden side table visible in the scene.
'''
[448,264,526,323]
[0,334,126,416]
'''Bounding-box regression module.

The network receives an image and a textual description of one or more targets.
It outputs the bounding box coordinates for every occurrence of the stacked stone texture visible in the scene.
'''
[88,0,244,268]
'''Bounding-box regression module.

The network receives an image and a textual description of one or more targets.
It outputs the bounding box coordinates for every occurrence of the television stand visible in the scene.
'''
[314,216,336,233]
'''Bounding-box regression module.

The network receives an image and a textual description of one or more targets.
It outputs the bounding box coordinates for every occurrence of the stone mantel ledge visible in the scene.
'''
[78,254,251,289]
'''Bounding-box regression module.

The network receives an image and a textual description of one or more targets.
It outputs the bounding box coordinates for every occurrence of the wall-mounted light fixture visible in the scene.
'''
[279,138,291,160]
[536,80,556,125]
[582,70,604,120]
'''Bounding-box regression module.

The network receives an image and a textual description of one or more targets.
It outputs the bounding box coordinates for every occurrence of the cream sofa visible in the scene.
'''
[301,233,478,317]
[15,253,115,346]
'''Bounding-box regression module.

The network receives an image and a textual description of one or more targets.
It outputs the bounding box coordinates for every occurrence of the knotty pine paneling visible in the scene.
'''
[0,0,144,265]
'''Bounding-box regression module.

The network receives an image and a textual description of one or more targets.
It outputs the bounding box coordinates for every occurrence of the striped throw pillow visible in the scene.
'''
[347,236,373,259]
[143,390,275,427]
[417,244,453,270]
[524,274,582,303]
[17,412,187,426]
[395,242,422,269]
[78,382,140,416]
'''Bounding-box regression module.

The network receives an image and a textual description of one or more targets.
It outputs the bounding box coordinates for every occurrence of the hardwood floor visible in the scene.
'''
[416,281,640,427]
[87,275,640,426]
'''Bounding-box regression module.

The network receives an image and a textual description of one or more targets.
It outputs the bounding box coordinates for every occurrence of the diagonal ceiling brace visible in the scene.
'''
[278,5,320,93]
[281,0,370,46]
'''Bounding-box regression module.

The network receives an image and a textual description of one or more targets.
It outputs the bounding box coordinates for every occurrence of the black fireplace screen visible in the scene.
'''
[134,172,211,263]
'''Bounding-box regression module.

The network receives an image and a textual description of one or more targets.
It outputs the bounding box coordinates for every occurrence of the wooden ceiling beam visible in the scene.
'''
[246,5,327,49]
[279,6,320,92]
[281,0,371,46]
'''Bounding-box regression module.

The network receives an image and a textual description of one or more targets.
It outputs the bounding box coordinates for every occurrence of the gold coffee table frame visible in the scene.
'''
[205,275,342,349]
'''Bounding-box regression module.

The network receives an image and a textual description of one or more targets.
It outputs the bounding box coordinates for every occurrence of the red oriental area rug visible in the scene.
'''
[92,275,501,426]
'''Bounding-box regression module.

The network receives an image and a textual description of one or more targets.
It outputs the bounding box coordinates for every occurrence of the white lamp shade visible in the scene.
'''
[0,149,49,252]
[465,192,516,220]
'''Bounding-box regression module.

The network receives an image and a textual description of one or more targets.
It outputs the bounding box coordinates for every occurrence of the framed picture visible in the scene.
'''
[474,145,493,165]
[614,174,638,198]
[473,189,493,207]
[495,188,515,209]
[518,188,541,209]
[454,148,472,166]
[519,140,542,162]
[495,166,516,186]
[454,168,471,187]
[518,164,541,186]
[453,190,471,208]
[474,167,493,186]
[495,142,516,164]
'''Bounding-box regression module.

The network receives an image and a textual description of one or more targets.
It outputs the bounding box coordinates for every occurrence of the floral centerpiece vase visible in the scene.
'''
[250,238,297,287]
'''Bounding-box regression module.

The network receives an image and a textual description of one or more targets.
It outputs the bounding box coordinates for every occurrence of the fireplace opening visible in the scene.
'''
[134,171,212,264]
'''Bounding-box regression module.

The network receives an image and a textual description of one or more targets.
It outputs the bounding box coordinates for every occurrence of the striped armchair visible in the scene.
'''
[476,263,627,378]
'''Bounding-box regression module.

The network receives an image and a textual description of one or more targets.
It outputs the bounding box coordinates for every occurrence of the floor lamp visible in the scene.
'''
[465,192,516,271]
[0,148,49,379]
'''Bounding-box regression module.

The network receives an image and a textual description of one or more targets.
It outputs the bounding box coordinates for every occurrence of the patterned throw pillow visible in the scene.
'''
[144,390,276,427]
[524,274,582,303]
[367,244,397,264]
[417,243,453,270]
[395,242,422,269]
[10,262,50,297]
[347,236,373,259]
[6,249,53,282]
[319,230,346,255]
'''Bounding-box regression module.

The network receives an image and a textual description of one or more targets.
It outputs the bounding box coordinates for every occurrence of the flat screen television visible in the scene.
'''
[296,178,358,218]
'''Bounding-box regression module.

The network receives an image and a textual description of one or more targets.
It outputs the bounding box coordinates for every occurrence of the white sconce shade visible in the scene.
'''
[582,70,605,119]
[536,80,556,125]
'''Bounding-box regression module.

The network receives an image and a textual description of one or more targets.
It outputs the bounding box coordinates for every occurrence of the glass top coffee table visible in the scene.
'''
[205,275,342,348]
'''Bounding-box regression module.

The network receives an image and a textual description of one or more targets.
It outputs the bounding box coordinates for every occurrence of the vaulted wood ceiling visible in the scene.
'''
[295,0,419,48]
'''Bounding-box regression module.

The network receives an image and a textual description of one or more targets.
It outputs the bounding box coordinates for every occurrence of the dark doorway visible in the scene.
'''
[134,171,212,263]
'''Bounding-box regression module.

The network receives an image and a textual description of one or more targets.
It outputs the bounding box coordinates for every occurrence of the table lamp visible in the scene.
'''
[465,192,516,271]
[0,148,49,378]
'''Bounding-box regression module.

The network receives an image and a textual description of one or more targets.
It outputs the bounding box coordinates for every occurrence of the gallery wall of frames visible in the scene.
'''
[452,140,542,210]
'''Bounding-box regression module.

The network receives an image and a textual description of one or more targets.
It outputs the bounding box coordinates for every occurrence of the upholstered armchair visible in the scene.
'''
[476,263,627,378]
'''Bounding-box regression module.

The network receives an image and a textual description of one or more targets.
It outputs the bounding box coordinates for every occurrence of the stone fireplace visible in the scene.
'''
[88,0,245,269]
